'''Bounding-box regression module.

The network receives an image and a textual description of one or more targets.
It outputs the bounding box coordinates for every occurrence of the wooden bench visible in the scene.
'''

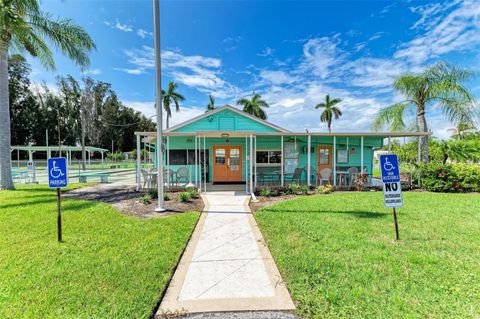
[79,173,110,183]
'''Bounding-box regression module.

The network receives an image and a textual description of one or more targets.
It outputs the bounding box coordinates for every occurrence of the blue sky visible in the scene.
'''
[31,0,480,138]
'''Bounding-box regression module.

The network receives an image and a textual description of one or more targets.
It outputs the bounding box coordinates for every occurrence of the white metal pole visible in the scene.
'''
[166,135,170,187]
[307,134,311,186]
[195,136,198,189]
[136,134,141,191]
[245,135,248,193]
[361,136,364,174]
[153,0,165,211]
[280,135,284,187]
[388,136,391,153]
[249,134,253,194]
[254,136,257,188]
[333,136,337,187]
[203,136,206,193]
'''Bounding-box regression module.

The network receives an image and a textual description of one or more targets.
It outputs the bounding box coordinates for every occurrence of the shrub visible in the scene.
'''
[163,193,170,201]
[179,192,191,202]
[287,183,309,195]
[147,188,158,199]
[141,194,152,204]
[188,188,199,199]
[418,162,480,192]
[260,188,271,197]
[270,189,279,197]
[316,184,334,194]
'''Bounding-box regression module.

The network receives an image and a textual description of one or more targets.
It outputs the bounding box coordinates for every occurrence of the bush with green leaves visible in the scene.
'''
[288,183,309,195]
[141,194,152,205]
[163,193,170,201]
[147,188,158,199]
[188,188,199,199]
[418,162,480,192]
[316,184,334,194]
[259,188,271,197]
[179,192,191,202]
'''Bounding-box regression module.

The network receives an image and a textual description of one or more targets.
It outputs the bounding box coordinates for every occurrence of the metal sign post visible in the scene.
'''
[48,157,68,242]
[380,154,402,240]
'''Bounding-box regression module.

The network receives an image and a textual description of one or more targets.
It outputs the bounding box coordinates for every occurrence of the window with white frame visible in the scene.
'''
[256,150,281,166]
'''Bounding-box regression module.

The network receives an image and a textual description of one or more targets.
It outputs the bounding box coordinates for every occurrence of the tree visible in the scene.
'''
[447,122,477,140]
[372,62,476,163]
[236,93,269,120]
[314,94,342,133]
[436,140,479,164]
[0,0,96,189]
[162,81,185,129]
[206,94,215,112]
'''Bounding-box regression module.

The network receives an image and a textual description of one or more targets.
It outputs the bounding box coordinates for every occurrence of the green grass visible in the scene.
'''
[0,184,199,319]
[256,192,480,319]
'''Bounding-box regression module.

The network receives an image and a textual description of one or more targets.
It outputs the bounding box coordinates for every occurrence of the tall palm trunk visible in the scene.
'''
[0,43,15,190]
[417,104,429,163]
[328,122,332,133]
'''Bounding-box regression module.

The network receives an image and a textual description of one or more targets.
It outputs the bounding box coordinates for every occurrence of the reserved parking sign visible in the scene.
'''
[380,154,403,208]
[48,157,68,188]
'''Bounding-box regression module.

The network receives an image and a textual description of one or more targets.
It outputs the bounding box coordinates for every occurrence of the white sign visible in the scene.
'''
[382,181,403,208]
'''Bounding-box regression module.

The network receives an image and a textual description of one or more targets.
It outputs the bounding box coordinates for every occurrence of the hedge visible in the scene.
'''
[418,162,480,192]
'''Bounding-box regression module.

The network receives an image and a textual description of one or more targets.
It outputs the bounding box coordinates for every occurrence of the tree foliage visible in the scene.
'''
[236,93,269,120]
[315,94,342,133]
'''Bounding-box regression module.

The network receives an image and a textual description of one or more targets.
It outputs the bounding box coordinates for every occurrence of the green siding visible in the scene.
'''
[156,135,384,183]
[172,109,282,133]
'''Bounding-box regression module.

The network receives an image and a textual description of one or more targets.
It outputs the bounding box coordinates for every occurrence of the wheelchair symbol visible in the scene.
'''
[383,158,395,172]
[50,161,65,179]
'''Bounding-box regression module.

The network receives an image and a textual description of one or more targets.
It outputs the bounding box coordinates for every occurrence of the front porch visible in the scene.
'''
[134,131,424,193]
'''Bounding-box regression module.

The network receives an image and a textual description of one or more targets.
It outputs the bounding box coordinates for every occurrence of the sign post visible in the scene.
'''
[380,154,402,240]
[48,157,68,242]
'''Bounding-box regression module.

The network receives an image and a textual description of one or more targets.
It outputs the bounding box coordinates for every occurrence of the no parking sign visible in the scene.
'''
[379,154,402,240]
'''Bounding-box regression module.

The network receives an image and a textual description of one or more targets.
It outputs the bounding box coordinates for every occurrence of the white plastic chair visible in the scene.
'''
[346,167,359,186]
[318,168,332,185]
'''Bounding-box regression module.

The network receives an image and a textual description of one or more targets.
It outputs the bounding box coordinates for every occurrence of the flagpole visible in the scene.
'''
[153,0,165,212]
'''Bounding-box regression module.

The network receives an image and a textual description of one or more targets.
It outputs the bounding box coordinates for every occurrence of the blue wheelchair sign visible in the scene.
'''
[380,154,400,183]
[48,157,68,188]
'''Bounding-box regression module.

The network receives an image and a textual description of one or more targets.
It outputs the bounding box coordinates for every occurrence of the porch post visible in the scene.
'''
[203,136,206,193]
[360,136,364,173]
[166,136,170,187]
[245,135,248,193]
[254,136,257,188]
[101,151,104,166]
[136,134,141,191]
[249,134,253,194]
[88,151,91,166]
[307,134,311,186]
[281,135,284,187]
[333,136,337,187]
[194,136,198,189]
[388,136,391,153]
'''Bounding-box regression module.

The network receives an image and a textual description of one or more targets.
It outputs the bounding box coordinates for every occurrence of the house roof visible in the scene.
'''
[164,104,290,133]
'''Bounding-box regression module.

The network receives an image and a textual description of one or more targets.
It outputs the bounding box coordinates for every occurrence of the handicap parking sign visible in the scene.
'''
[48,157,68,188]
[380,154,400,183]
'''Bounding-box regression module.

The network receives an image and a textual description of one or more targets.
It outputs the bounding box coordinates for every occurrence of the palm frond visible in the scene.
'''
[372,103,410,132]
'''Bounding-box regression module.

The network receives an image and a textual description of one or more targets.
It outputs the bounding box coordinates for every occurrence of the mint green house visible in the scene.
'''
[135,105,425,192]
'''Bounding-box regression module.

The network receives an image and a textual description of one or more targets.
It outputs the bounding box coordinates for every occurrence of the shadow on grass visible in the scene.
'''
[0,197,99,212]
[261,209,387,219]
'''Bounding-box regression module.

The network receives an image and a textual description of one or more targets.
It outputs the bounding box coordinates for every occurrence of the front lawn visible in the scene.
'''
[0,185,199,319]
[256,192,480,318]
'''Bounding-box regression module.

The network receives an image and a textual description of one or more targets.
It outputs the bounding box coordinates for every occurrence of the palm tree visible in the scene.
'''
[437,140,479,164]
[372,62,475,163]
[236,93,269,120]
[162,81,185,129]
[315,94,343,133]
[447,122,477,140]
[206,94,215,112]
[0,0,95,190]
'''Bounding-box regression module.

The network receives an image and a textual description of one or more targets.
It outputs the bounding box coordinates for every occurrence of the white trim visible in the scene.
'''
[249,134,253,194]
[254,136,257,188]
[307,135,311,186]
[333,136,336,187]
[203,136,206,193]
[360,136,364,174]
[164,105,289,133]
[281,136,284,187]
[136,134,141,191]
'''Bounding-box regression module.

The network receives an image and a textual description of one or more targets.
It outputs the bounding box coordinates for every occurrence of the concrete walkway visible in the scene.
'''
[158,190,295,316]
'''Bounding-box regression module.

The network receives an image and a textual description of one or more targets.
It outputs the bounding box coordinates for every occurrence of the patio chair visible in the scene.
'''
[318,168,332,185]
[164,169,175,186]
[176,167,189,185]
[346,167,359,186]
[285,168,304,184]
[141,169,151,189]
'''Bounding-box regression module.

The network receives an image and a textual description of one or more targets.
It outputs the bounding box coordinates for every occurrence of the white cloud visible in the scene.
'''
[300,35,343,79]
[83,68,102,75]
[259,70,299,85]
[395,0,480,64]
[258,47,274,57]
[117,46,240,98]
[104,19,133,32]
[137,29,153,39]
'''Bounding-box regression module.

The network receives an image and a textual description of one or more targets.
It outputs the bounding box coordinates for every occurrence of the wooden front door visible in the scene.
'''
[213,145,243,182]
[317,145,333,172]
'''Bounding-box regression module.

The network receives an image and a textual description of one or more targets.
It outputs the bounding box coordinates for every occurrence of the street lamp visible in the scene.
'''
[153,0,165,212]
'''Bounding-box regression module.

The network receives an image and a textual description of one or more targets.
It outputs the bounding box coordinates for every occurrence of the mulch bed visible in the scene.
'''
[250,194,299,212]
[64,187,204,218]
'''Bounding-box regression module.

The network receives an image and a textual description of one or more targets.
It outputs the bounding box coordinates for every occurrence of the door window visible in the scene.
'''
[319,149,330,164]
[230,148,240,170]
[215,148,226,165]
